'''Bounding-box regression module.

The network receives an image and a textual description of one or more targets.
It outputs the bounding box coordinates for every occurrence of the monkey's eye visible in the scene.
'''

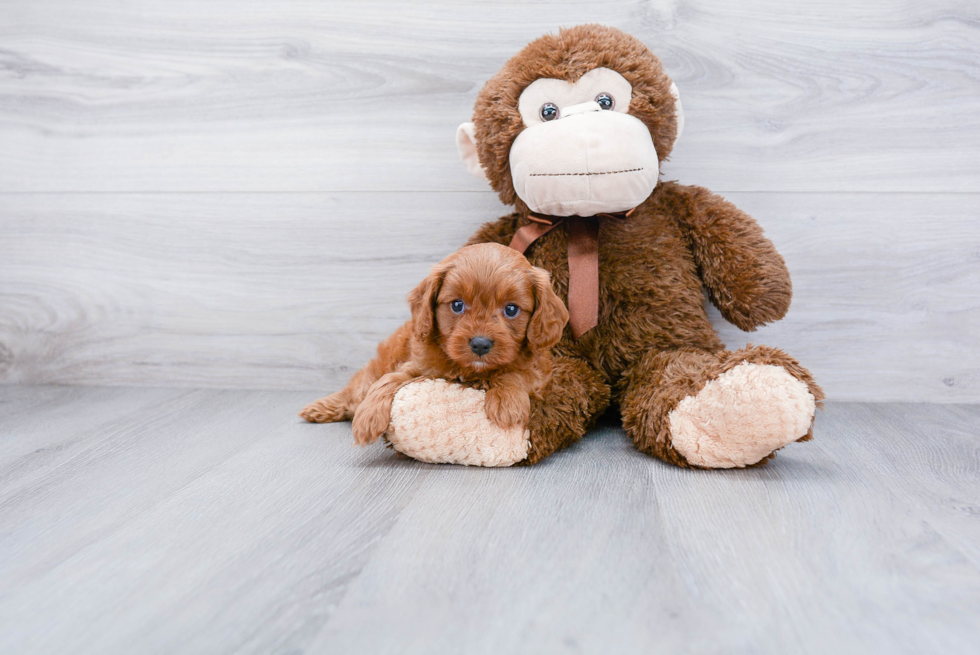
[595,93,615,110]
[539,103,559,121]
[450,300,465,314]
[503,303,520,318]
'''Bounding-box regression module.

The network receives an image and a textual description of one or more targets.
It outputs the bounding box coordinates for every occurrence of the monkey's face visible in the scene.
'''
[508,67,667,216]
[456,26,684,218]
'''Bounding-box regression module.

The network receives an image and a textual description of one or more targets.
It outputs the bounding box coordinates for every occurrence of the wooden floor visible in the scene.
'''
[0,386,977,654]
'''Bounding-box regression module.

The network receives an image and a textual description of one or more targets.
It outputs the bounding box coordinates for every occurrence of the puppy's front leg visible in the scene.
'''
[351,369,419,446]
[300,320,414,424]
[485,374,532,430]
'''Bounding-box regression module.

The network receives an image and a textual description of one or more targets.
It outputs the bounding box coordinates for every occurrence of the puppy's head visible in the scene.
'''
[408,243,568,373]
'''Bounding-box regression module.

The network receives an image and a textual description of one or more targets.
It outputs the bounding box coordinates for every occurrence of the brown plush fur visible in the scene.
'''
[300,243,568,445]
[473,24,680,214]
[619,344,824,468]
[460,25,824,466]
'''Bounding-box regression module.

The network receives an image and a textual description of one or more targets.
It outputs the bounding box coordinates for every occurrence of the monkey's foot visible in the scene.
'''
[668,362,816,468]
[385,379,529,467]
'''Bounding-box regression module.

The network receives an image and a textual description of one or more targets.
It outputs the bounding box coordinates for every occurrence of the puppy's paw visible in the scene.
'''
[299,393,348,423]
[351,402,391,446]
[485,388,530,430]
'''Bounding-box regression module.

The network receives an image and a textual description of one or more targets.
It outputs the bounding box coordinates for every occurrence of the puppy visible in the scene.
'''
[300,243,569,446]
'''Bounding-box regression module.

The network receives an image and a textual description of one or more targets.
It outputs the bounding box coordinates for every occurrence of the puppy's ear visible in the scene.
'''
[526,266,569,351]
[408,262,449,343]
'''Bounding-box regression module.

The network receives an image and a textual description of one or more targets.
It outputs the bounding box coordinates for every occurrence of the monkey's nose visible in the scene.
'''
[469,336,494,356]
[560,100,602,117]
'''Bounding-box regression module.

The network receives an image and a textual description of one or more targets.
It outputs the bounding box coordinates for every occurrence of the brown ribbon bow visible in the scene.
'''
[508,208,634,338]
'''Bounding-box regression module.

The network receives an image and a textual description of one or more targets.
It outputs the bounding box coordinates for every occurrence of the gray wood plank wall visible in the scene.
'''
[1,1,978,401]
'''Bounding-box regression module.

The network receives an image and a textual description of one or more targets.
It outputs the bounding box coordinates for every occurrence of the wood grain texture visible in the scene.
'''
[1,1,978,399]
[2,191,977,401]
[0,0,978,193]
[0,387,430,654]
[1,386,978,654]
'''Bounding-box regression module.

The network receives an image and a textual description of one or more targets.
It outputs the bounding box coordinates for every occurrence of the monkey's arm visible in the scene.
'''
[666,183,792,332]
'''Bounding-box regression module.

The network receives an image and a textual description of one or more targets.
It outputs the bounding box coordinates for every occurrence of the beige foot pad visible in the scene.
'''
[668,362,816,468]
[386,379,530,467]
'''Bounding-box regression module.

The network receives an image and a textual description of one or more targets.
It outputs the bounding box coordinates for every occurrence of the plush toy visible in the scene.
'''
[305,24,824,468]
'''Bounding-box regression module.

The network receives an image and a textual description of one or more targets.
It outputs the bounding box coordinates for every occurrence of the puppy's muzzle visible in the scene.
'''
[469,336,494,356]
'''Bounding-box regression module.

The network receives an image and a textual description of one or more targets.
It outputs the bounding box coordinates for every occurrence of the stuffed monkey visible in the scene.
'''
[307,24,824,468]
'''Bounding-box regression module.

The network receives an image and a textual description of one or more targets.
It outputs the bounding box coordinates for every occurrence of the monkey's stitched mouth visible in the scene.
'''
[528,167,644,177]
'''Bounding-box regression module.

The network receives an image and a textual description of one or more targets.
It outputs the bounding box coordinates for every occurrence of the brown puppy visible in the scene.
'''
[300,243,568,446]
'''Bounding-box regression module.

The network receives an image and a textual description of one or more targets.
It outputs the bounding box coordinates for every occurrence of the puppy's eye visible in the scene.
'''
[450,299,465,314]
[539,103,559,121]
[504,303,520,318]
[595,93,614,110]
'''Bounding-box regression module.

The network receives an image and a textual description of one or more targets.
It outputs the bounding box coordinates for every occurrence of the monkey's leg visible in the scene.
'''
[384,355,610,466]
[620,345,824,468]
[520,355,611,465]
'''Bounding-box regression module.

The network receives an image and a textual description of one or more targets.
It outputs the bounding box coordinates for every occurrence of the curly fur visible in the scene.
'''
[461,25,824,466]
[473,24,680,212]
[306,25,824,468]
[300,243,568,445]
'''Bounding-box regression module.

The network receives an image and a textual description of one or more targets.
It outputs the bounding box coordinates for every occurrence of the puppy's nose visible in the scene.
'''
[469,336,494,356]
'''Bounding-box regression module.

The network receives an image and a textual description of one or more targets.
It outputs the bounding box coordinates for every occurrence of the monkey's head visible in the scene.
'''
[457,25,683,217]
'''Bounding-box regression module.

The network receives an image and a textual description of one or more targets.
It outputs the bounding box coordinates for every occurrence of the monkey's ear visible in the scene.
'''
[669,82,685,142]
[455,122,489,181]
